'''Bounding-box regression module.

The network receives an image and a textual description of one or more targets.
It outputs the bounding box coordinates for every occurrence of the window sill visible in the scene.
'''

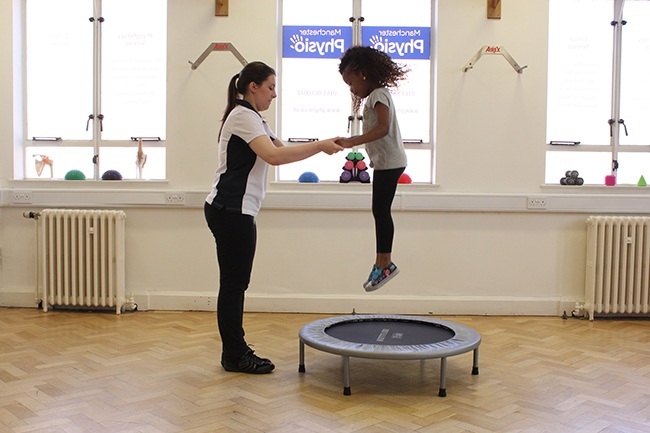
[9,179,170,188]
[0,183,647,213]
[540,184,650,193]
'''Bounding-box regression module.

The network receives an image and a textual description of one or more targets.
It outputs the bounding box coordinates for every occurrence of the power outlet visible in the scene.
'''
[527,196,547,210]
[12,191,33,204]
[164,192,186,206]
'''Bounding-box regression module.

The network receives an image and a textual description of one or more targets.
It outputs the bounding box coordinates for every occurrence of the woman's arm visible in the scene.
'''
[250,136,343,166]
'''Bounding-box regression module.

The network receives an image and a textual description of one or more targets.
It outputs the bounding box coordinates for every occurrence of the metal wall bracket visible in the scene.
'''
[463,45,527,74]
[189,42,248,70]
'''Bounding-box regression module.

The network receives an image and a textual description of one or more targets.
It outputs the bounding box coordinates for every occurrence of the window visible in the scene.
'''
[24,0,167,180]
[546,0,650,185]
[278,0,434,183]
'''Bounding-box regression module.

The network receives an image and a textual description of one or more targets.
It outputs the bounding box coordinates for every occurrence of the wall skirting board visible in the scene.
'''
[1,289,578,317]
[1,186,648,214]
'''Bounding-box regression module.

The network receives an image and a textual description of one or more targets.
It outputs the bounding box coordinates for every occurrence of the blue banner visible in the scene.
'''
[282,26,353,59]
[362,26,430,60]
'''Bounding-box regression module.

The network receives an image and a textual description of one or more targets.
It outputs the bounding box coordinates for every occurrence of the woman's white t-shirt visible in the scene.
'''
[205,101,274,217]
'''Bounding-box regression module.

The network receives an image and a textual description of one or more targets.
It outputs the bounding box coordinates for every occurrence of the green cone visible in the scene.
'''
[638,175,647,187]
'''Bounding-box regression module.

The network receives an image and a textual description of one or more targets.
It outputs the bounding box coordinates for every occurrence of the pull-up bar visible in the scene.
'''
[189,42,248,70]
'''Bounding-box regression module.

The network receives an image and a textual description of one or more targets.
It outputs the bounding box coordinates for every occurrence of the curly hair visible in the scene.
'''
[339,46,409,86]
[338,46,409,111]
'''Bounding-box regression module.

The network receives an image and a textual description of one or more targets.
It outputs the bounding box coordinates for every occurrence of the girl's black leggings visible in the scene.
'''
[372,167,405,253]
[204,202,256,362]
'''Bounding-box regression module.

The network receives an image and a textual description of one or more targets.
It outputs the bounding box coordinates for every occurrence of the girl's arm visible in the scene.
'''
[249,136,343,166]
[338,101,390,148]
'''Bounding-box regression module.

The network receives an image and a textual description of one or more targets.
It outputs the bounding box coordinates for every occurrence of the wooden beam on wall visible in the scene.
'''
[216,0,229,16]
[488,0,501,19]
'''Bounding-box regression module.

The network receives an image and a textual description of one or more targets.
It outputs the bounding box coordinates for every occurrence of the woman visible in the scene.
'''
[205,61,342,374]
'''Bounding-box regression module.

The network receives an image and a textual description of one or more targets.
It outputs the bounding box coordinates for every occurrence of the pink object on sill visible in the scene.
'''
[605,175,617,186]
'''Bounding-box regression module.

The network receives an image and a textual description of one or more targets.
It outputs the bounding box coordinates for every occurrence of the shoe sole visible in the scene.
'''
[221,362,275,374]
[364,268,399,292]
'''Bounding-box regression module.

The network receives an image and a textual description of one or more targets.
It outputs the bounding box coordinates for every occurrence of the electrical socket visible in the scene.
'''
[12,191,33,204]
[527,196,547,210]
[164,192,186,206]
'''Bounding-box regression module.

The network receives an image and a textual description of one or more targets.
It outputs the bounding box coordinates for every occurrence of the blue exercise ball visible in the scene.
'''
[298,171,319,183]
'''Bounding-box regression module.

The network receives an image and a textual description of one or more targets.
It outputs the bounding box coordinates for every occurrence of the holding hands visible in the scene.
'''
[318,138,345,155]
[335,137,355,149]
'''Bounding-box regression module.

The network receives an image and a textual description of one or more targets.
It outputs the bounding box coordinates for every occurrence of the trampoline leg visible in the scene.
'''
[343,356,351,396]
[438,357,447,397]
[298,341,306,373]
[472,347,479,375]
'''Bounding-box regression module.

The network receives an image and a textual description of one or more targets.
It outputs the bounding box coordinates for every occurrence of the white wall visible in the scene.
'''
[0,0,13,183]
[1,0,648,316]
[437,0,548,192]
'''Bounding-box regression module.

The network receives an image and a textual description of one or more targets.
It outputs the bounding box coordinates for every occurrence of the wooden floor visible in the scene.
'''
[1,308,649,433]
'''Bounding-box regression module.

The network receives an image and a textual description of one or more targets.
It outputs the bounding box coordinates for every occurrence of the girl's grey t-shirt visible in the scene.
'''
[362,87,407,170]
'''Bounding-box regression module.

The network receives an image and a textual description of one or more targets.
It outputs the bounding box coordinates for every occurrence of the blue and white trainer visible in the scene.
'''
[364,262,399,292]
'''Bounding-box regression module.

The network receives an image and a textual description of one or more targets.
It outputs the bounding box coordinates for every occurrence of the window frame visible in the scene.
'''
[20,0,167,181]
[545,0,650,186]
[274,0,436,184]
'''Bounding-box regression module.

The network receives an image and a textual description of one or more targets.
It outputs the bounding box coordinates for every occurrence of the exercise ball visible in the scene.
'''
[101,170,123,180]
[298,171,319,183]
[64,169,86,180]
[398,173,412,184]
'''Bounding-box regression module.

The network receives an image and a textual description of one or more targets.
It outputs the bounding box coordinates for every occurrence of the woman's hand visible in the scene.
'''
[250,135,343,165]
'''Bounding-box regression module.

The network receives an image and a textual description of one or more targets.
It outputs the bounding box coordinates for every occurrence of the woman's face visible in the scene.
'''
[342,69,370,99]
[248,74,277,112]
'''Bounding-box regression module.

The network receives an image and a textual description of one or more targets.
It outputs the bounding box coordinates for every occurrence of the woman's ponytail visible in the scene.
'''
[218,62,276,137]
[220,74,241,127]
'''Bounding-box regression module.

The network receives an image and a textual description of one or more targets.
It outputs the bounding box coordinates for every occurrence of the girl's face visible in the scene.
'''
[342,69,371,99]
[247,74,277,112]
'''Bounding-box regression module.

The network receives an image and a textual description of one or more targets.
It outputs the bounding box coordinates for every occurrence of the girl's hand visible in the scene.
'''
[318,138,344,155]
[335,137,355,148]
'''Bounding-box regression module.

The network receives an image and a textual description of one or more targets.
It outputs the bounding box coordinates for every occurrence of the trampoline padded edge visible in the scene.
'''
[299,314,481,361]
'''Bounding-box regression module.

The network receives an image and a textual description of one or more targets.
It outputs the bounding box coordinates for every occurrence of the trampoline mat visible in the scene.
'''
[324,319,455,346]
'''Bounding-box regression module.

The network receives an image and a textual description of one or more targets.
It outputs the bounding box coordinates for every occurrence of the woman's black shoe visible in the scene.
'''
[221,349,275,374]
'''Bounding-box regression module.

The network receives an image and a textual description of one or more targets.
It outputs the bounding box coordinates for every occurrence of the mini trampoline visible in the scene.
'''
[298,314,481,396]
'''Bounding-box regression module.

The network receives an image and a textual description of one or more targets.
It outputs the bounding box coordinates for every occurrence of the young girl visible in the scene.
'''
[205,61,342,374]
[337,46,408,292]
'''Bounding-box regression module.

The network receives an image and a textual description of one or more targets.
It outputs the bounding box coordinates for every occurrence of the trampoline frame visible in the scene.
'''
[298,314,481,396]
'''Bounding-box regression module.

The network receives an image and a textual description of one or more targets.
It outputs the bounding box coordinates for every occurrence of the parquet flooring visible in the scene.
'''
[1,308,649,432]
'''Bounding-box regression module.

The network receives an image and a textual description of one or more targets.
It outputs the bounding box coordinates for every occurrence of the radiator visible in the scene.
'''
[585,216,650,320]
[38,209,126,314]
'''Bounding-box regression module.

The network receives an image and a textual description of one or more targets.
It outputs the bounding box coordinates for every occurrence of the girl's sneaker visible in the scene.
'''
[363,264,379,289]
[364,262,399,292]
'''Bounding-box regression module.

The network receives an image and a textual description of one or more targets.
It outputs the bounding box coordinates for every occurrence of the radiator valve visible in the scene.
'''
[123,293,138,312]
[571,302,587,319]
